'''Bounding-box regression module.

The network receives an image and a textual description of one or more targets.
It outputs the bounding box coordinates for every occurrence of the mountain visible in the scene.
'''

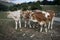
[0,1,15,7]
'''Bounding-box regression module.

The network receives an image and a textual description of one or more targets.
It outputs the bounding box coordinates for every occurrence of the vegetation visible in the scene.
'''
[0,3,9,11]
[0,1,42,11]
[0,0,60,11]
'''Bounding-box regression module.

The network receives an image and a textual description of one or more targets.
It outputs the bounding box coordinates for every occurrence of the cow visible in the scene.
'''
[7,10,22,30]
[30,11,49,32]
[30,10,55,32]
[21,10,32,28]
[46,10,55,29]
[32,10,55,28]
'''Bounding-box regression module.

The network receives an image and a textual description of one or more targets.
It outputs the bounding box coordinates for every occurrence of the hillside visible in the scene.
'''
[0,1,14,7]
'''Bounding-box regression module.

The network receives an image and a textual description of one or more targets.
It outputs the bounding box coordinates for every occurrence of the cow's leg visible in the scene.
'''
[33,22,35,28]
[44,23,47,32]
[25,20,27,27]
[15,21,18,30]
[40,25,43,32]
[39,22,44,32]
[51,17,54,29]
[28,20,31,28]
[48,21,50,29]
[22,17,24,21]
[19,19,21,28]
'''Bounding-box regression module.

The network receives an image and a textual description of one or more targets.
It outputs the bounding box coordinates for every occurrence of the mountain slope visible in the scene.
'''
[0,1,14,7]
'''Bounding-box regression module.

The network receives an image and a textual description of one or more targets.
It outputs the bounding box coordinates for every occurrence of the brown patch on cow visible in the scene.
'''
[31,12,48,22]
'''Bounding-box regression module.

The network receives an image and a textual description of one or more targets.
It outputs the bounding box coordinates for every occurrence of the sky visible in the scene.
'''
[0,0,37,4]
[11,0,37,4]
[0,0,54,4]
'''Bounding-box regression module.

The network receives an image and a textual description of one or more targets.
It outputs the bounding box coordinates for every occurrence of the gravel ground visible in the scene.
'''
[0,20,60,40]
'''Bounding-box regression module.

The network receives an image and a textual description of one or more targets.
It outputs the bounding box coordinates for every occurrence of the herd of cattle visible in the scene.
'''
[7,10,55,32]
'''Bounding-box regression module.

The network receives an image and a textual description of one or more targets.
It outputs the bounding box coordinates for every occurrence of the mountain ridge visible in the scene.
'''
[0,1,15,7]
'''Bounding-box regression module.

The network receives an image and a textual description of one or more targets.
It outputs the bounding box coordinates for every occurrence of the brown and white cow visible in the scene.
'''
[21,10,32,28]
[30,11,49,32]
[29,10,55,32]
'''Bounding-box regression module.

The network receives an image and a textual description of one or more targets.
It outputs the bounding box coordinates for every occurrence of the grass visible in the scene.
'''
[0,11,8,19]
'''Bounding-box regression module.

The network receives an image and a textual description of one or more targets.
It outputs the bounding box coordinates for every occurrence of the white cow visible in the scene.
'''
[7,10,22,30]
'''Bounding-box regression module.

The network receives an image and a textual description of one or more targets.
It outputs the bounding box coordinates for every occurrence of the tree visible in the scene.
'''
[54,0,60,5]
[0,3,9,11]
[30,1,42,10]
